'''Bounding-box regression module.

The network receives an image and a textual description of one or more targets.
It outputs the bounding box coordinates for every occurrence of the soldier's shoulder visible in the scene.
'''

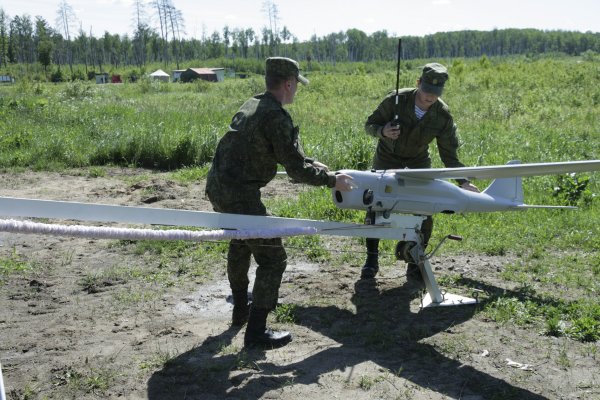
[252,95,288,117]
[436,98,452,118]
[385,87,414,99]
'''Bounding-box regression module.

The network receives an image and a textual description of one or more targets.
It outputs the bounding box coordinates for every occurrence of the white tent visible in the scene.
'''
[149,69,170,82]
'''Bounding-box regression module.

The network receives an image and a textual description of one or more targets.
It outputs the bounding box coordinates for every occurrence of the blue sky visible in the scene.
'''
[2,0,599,40]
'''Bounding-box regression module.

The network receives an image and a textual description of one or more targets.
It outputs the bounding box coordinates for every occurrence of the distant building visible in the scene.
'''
[180,67,225,83]
[172,69,186,82]
[95,73,109,84]
[149,69,170,82]
[0,75,14,84]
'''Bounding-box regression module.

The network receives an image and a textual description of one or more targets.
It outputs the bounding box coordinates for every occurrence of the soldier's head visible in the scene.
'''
[417,62,448,97]
[265,57,308,104]
[415,62,448,107]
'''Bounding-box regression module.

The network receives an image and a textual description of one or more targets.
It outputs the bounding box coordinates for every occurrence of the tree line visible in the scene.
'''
[1,3,599,79]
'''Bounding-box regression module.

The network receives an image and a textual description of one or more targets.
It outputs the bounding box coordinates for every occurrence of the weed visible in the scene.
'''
[218,343,240,356]
[0,249,32,282]
[483,297,540,326]
[552,173,593,206]
[234,351,261,371]
[139,349,176,371]
[79,270,126,294]
[274,303,297,324]
[557,344,571,369]
[568,316,600,342]
[87,166,106,178]
[434,333,471,358]
[358,375,375,390]
[169,166,209,184]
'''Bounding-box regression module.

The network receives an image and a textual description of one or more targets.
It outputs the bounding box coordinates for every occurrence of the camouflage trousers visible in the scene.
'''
[206,180,287,310]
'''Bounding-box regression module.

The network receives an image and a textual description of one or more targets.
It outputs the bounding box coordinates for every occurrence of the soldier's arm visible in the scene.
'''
[267,112,336,188]
[437,120,464,169]
[365,96,394,139]
[436,120,473,186]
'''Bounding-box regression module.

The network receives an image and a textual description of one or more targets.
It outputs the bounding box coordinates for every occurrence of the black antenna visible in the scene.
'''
[393,38,402,127]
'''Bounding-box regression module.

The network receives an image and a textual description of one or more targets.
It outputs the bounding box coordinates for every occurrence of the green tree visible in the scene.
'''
[37,39,53,73]
[0,9,8,67]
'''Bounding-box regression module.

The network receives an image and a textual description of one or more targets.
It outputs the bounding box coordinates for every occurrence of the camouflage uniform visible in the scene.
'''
[206,88,335,310]
[362,63,469,276]
[365,87,465,171]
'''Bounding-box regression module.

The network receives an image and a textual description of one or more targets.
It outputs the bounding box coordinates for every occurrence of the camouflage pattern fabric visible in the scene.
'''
[365,88,465,171]
[226,238,287,310]
[207,91,335,190]
[266,57,309,84]
[206,187,286,310]
[206,90,335,310]
[420,63,449,95]
[364,86,467,249]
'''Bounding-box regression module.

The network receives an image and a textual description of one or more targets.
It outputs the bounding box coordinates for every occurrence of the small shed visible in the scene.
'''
[172,69,186,82]
[180,67,225,83]
[95,73,109,84]
[212,68,225,82]
[149,69,170,82]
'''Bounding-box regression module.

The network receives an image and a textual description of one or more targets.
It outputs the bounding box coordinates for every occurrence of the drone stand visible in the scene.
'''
[382,213,478,308]
[418,258,478,308]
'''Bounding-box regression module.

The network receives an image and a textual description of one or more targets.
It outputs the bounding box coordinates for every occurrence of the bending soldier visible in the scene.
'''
[361,62,479,279]
[206,57,353,348]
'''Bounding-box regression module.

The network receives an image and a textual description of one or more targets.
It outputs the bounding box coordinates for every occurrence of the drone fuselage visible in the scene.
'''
[332,169,525,216]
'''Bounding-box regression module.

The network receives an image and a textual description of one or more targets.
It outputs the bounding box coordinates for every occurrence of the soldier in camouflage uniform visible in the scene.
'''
[361,62,480,279]
[206,57,354,348]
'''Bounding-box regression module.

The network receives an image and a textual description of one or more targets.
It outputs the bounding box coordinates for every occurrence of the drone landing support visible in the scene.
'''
[418,259,478,308]
[381,213,477,308]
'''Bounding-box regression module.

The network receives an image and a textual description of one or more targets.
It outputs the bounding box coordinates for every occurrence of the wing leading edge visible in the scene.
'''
[392,160,600,181]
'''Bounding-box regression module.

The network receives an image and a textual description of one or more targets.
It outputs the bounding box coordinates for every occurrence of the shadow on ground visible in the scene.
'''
[148,274,549,399]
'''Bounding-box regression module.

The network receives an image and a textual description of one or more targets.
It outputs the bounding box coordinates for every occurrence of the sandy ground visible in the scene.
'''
[0,168,598,400]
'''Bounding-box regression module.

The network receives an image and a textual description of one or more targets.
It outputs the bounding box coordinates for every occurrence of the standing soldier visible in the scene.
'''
[361,62,480,279]
[206,57,354,348]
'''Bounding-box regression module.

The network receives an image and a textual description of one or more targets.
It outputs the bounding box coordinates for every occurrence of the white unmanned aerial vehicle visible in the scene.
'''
[0,160,599,308]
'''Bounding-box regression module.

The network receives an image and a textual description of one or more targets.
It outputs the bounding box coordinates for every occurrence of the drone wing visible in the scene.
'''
[391,160,600,181]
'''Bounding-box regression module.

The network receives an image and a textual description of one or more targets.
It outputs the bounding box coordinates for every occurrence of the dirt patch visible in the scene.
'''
[0,169,597,399]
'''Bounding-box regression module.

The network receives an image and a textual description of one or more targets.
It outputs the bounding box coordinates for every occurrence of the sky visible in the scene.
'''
[1,0,599,41]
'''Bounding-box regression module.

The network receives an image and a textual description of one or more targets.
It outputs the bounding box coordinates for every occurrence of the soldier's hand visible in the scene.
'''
[334,173,355,192]
[312,160,330,172]
[382,121,401,140]
[460,182,480,193]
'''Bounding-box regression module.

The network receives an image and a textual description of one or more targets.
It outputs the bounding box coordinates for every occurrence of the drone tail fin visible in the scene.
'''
[483,175,524,205]
[482,160,577,210]
[482,160,524,206]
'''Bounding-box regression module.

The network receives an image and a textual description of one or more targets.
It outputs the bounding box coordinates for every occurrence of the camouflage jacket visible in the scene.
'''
[365,88,465,170]
[207,91,336,192]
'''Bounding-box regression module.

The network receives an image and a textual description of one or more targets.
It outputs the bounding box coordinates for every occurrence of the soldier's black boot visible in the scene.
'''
[361,238,380,279]
[244,307,292,349]
[406,262,420,278]
[231,290,249,326]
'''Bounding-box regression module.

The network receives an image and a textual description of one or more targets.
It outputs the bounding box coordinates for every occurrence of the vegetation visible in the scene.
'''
[1,1,599,83]
[0,55,598,348]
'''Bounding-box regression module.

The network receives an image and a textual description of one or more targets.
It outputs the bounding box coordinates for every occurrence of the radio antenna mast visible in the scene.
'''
[393,38,402,126]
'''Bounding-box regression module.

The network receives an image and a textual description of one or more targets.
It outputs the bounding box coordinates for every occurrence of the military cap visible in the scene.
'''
[420,62,449,96]
[265,57,309,85]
